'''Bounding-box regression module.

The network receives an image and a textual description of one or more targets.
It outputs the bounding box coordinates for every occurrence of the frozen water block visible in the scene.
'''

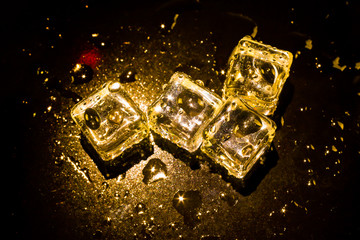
[201,97,276,180]
[71,81,148,161]
[148,72,222,152]
[223,36,293,115]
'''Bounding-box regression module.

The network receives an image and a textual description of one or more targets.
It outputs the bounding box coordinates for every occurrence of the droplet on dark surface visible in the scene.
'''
[135,203,147,215]
[142,158,167,184]
[119,68,138,83]
[172,190,202,226]
[177,89,205,117]
[84,108,101,130]
[219,192,238,207]
[70,63,93,84]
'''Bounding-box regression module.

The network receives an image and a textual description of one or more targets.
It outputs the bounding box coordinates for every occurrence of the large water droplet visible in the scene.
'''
[142,158,167,184]
[84,108,101,130]
[177,89,205,117]
[70,63,93,84]
[172,190,202,226]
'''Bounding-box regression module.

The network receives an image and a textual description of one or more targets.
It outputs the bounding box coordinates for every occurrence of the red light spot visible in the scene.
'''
[78,47,101,69]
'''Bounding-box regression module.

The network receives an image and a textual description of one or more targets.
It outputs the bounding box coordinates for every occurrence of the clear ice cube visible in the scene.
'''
[201,97,276,180]
[148,72,222,152]
[223,36,293,115]
[71,81,148,161]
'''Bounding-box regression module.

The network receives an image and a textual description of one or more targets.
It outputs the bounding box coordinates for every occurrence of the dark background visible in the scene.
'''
[3,0,360,239]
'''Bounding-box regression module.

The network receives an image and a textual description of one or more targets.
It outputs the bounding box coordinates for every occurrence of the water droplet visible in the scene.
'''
[135,203,147,215]
[142,158,167,184]
[70,63,93,84]
[84,108,101,130]
[195,79,204,87]
[108,81,121,92]
[107,110,123,125]
[177,89,205,117]
[219,192,238,206]
[119,68,138,83]
[172,190,202,226]
[241,145,254,157]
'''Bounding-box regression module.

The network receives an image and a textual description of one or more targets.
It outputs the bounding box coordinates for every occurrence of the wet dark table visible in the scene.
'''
[3,0,360,239]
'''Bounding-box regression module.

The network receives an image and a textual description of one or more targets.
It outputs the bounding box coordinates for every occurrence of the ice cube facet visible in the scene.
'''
[201,97,276,180]
[71,81,148,161]
[148,72,222,152]
[224,36,293,115]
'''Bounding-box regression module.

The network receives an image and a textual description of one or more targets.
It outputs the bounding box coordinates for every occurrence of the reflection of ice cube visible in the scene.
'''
[224,36,293,115]
[201,97,276,180]
[71,81,148,161]
[148,72,222,152]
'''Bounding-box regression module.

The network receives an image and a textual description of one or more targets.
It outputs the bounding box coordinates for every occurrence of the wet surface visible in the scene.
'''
[3,0,360,239]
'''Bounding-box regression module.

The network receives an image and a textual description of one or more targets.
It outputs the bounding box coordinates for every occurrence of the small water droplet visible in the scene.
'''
[135,203,147,215]
[108,81,121,92]
[107,110,123,125]
[119,68,138,83]
[70,63,93,84]
[195,79,204,87]
[142,158,168,184]
[241,145,254,157]
[219,192,238,207]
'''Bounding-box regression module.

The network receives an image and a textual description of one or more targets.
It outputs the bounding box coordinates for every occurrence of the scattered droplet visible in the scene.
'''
[337,121,344,130]
[70,63,93,84]
[195,79,205,87]
[142,158,167,184]
[119,68,138,83]
[219,192,238,206]
[135,203,147,215]
[84,108,101,130]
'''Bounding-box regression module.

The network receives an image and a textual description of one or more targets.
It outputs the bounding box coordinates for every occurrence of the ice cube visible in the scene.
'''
[224,36,293,115]
[71,81,148,161]
[148,72,222,152]
[201,97,276,180]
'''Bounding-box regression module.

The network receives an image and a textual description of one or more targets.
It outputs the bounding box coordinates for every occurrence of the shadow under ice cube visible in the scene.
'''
[201,97,276,180]
[148,72,222,152]
[224,36,293,115]
[71,81,148,161]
